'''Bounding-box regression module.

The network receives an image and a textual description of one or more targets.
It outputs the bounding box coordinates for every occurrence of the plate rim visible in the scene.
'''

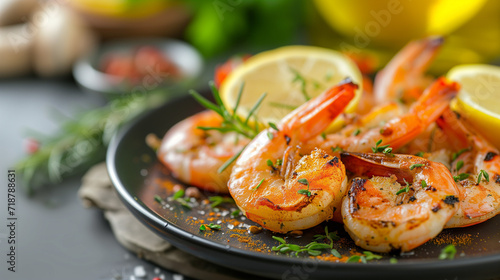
[106,94,500,279]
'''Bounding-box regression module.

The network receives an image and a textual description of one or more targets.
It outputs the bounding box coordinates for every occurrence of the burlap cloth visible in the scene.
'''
[78,163,259,280]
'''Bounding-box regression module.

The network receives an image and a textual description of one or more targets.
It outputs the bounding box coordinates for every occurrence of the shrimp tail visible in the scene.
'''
[341,152,423,184]
[409,77,460,121]
[374,36,444,103]
[281,79,358,142]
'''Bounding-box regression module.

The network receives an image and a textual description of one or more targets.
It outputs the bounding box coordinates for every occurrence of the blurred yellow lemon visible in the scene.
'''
[313,0,486,48]
[219,46,363,128]
[447,64,500,148]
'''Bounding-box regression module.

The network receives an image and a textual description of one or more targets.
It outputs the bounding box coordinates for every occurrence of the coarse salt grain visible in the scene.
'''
[133,265,146,278]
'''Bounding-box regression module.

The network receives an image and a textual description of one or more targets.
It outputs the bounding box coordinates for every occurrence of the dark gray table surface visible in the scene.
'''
[0,77,194,280]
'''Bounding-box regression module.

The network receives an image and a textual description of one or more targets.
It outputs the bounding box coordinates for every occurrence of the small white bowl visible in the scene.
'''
[73,38,204,96]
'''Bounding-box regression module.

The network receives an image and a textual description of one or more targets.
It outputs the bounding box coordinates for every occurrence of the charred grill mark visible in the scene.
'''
[322,154,329,159]
[484,152,497,161]
[326,156,340,167]
[495,174,500,184]
[453,111,461,119]
[442,195,459,206]
[284,135,291,145]
[353,178,367,191]
[257,194,315,212]
[409,196,416,202]
[432,204,441,212]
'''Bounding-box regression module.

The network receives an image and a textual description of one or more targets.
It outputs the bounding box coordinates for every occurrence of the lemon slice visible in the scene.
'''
[219,46,363,129]
[447,64,500,148]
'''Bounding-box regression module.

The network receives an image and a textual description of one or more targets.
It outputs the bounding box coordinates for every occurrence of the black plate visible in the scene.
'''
[107,94,500,280]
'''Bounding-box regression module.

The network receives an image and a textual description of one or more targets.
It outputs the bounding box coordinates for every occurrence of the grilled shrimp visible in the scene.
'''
[228,81,358,233]
[158,110,249,193]
[373,36,443,105]
[341,152,460,252]
[307,78,459,154]
[437,108,500,228]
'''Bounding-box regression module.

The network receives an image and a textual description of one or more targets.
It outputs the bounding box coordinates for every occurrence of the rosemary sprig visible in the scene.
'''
[16,89,173,194]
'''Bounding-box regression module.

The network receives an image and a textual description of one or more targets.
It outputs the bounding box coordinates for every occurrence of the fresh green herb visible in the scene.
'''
[267,159,274,167]
[415,151,425,157]
[371,139,391,153]
[297,178,311,196]
[453,173,469,182]
[452,147,471,161]
[175,198,192,209]
[209,196,235,208]
[383,147,394,157]
[353,129,361,136]
[477,169,490,184]
[331,146,343,153]
[231,209,241,217]
[268,102,297,110]
[207,223,222,230]
[217,146,246,173]
[390,258,398,264]
[456,160,464,171]
[347,255,361,263]
[199,225,206,231]
[272,227,338,256]
[253,178,265,191]
[421,180,427,189]
[154,195,164,204]
[321,132,326,140]
[363,251,383,261]
[396,180,410,195]
[268,122,279,131]
[313,226,339,248]
[409,163,424,170]
[289,67,310,101]
[276,159,283,166]
[172,189,185,200]
[267,131,274,140]
[438,244,456,260]
[331,249,342,258]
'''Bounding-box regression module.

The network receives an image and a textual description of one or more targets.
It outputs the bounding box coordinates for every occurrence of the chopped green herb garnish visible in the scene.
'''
[409,163,424,170]
[363,251,382,261]
[331,249,342,258]
[297,178,311,196]
[347,255,361,263]
[207,223,221,230]
[172,189,185,200]
[272,227,338,256]
[175,198,192,209]
[438,244,456,260]
[453,173,469,182]
[253,178,265,191]
[331,146,343,153]
[353,129,361,136]
[231,209,241,217]
[396,184,410,195]
[154,195,163,204]
[451,147,471,161]
[267,159,274,167]
[267,131,274,140]
[371,139,391,153]
[477,169,490,184]
[421,180,427,189]
[390,258,398,264]
[276,159,283,166]
[456,160,464,171]
[321,132,326,140]
[268,122,279,131]
[415,151,425,157]
[209,196,235,208]
[199,225,206,231]
[289,67,310,101]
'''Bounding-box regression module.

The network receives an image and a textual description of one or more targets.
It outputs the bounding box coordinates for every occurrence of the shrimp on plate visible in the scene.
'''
[436,108,500,228]
[306,78,459,154]
[340,152,460,252]
[228,80,358,233]
[373,36,444,105]
[158,110,249,193]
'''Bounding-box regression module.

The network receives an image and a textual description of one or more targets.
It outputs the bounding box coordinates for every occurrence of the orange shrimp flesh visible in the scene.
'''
[437,108,500,228]
[158,110,249,193]
[228,81,357,233]
[340,152,460,252]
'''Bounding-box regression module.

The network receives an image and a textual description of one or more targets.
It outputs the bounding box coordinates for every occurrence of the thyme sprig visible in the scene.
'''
[272,226,338,256]
[190,81,267,173]
[16,89,173,194]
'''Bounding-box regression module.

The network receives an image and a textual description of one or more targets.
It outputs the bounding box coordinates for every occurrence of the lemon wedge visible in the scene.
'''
[219,46,363,129]
[447,64,500,148]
